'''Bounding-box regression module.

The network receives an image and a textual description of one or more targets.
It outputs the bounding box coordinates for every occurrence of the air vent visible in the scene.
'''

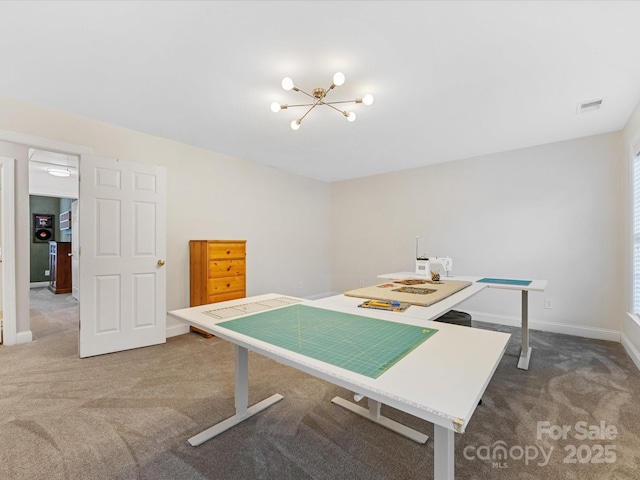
[576,98,604,114]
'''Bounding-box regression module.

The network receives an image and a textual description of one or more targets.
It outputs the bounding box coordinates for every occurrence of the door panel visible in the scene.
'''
[79,155,166,358]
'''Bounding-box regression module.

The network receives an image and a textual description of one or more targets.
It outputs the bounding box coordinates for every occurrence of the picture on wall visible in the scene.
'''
[33,213,55,243]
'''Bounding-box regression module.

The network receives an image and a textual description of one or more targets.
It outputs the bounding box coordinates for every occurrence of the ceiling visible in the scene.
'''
[2,1,640,183]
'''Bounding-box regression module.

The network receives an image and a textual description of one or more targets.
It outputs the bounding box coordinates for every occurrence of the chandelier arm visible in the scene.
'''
[321,102,349,115]
[298,104,318,123]
[322,99,359,106]
[284,99,358,110]
[298,92,328,123]
[285,102,318,108]
[285,99,358,109]
[295,89,317,100]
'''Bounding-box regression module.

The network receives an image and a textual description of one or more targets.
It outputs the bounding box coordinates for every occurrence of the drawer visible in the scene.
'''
[208,275,245,294]
[208,291,246,304]
[208,242,245,259]
[208,259,245,278]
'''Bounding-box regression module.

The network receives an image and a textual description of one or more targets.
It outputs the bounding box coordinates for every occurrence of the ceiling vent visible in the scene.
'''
[576,98,604,114]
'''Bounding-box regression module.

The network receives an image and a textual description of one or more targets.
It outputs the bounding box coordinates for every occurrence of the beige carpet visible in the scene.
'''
[1,288,639,479]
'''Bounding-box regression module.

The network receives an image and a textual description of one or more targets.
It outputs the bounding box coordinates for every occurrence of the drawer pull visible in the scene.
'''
[226,283,231,288]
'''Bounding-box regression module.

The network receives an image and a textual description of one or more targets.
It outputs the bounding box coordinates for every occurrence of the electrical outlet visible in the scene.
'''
[45,270,50,276]
[544,298,553,309]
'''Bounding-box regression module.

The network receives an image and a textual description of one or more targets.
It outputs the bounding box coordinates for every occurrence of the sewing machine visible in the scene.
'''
[415,256,453,277]
[415,236,452,277]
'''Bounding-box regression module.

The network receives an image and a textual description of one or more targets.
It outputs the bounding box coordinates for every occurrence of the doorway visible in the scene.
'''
[28,149,79,342]
[0,133,166,356]
[0,132,91,347]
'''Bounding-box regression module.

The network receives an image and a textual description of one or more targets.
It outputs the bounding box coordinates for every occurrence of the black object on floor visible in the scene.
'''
[434,309,472,327]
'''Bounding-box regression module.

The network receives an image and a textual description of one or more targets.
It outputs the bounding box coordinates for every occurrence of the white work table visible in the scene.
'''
[169,289,510,480]
[378,272,547,370]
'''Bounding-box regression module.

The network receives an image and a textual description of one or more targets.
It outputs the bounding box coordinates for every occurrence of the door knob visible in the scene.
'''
[157,259,165,266]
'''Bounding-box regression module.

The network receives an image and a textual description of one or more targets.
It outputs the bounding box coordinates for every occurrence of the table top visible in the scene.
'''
[216,303,440,379]
[378,272,547,292]
[169,289,510,434]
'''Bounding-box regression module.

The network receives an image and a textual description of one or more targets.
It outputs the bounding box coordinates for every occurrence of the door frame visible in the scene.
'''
[0,129,92,345]
[0,156,16,345]
[71,199,79,300]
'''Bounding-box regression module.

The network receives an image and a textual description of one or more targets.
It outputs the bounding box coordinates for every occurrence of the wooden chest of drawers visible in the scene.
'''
[189,240,246,307]
[48,241,72,294]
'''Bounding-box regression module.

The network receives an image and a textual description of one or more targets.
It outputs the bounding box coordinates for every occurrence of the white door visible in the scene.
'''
[71,199,79,300]
[79,155,167,358]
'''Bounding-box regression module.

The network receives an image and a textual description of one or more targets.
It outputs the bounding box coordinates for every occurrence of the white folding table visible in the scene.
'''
[378,272,547,370]
[169,289,510,480]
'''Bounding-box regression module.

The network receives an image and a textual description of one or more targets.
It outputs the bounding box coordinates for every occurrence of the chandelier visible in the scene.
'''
[270,72,374,130]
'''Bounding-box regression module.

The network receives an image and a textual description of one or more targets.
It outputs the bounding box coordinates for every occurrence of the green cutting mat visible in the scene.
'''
[218,304,438,378]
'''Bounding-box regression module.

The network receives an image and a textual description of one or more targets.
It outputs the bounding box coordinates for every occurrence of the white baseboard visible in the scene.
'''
[166,322,190,338]
[305,291,339,300]
[16,330,33,344]
[468,311,621,342]
[30,282,49,289]
[18,324,190,343]
[621,332,640,371]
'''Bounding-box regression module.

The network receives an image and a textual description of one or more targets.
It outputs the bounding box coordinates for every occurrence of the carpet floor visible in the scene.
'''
[0,288,639,479]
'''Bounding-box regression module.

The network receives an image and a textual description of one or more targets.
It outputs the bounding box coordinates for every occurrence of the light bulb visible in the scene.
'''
[333,72,345,86]
[346,112,356,122]
[270,102,281,113]
[291,119,301,130]
[47,168,71,177]
[362,94,374,106]
[281,77,294,91]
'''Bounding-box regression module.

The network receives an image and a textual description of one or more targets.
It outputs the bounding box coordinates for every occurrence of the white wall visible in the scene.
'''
[331,132,625,340]
[0,140,30,337]
[0,96,331,337]
[1,92,634,351]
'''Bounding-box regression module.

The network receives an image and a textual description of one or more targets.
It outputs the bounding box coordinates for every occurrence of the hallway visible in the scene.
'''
[29,287,78,342]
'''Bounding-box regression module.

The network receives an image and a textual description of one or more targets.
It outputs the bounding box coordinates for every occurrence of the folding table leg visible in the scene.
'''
[517,290,532,370]
[331,396,428,444]
[434,424,454,480]
[188,345,283,446]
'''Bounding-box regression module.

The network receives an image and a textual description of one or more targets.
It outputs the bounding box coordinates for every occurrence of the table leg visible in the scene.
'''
[434,424,454,480]
[517,290,532,370]
[235,344,249,416]
[331,396,428,444]
[188,345,283,446]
